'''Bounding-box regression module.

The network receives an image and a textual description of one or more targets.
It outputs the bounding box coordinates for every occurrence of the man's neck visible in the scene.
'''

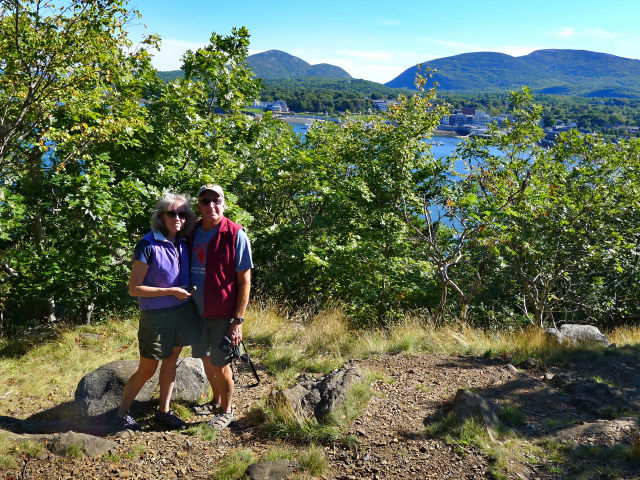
[201,217,223,232]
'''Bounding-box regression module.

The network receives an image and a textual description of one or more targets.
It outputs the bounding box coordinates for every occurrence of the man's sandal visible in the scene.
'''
[192,401,221,415]
[208,409,234,431]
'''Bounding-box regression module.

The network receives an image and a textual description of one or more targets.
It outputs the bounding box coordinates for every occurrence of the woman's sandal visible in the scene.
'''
[208,409,234,431]
[192,401,221,415]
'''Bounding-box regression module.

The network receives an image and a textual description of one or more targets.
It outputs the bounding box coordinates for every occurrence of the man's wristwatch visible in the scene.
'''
[233,317,244,325]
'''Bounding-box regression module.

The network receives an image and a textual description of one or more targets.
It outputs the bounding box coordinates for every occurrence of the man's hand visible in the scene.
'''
[227,323,242,347]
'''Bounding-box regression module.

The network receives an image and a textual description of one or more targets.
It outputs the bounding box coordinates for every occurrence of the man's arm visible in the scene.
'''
[228,268,251,346]
[234,268,251,318]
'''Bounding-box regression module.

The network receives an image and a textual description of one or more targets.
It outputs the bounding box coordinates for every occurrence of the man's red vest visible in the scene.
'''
[188,216,243,319]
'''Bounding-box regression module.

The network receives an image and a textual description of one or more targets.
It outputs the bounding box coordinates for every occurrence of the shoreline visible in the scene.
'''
[277,115,466,138]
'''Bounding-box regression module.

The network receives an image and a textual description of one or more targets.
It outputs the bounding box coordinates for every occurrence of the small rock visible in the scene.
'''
[505,364,518,374]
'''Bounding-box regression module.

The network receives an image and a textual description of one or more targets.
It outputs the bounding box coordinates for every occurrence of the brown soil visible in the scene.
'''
[3,348,640,480]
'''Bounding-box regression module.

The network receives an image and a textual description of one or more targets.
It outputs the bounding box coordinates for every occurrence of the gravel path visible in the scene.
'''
[3,351,639,479]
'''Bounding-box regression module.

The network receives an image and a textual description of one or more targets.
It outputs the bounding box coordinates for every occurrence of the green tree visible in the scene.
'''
[0,0,157,328]
[0,2,265,331]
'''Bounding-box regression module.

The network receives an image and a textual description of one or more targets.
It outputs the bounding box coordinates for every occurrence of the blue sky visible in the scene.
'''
[128,0,640,84]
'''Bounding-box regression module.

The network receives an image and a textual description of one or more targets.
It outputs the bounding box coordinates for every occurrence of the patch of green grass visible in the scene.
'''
[170,402,194,422]
[595,464,621,478]
[497,403,526,426]
[0,432,19,470]
[535,438,571,464]
[263,446,296,462]
[104,453,121,463]
[387,334,420,354]
[124,444,147,460]
[0,435,44,471]
[367,371,393,383]
[261,402,341,444]
[64,441,84,459]
[183,423,219,442]
[212,449,255,480]
[546,464,563,474]
[297,445,329,477]
[544,418,576,429]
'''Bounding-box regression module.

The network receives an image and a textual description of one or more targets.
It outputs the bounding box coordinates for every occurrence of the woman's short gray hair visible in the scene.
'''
[150,192,196,237]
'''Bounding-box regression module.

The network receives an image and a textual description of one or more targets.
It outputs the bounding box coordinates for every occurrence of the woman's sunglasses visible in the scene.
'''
[165,210,187,219]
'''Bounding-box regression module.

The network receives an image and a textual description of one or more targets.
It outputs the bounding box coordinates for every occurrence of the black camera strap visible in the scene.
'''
[231,340,260,388]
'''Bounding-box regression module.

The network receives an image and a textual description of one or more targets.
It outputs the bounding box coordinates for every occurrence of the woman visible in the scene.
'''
[116,192,197,431]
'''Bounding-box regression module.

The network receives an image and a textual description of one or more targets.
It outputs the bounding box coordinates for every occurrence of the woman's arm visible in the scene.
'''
[128,260,191,300]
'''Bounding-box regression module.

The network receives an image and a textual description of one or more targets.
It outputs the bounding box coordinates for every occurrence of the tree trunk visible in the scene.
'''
[83,303,95,325]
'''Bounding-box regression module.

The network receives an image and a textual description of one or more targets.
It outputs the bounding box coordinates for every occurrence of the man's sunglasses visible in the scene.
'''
[199,198,224,206]
[165,210,187,219]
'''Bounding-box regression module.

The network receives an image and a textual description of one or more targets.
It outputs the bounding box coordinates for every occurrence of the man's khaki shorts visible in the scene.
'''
[138,301,199,360]
[191,316,233,366]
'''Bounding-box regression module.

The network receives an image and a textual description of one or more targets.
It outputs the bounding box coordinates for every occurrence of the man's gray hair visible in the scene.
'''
[150,192,196,237]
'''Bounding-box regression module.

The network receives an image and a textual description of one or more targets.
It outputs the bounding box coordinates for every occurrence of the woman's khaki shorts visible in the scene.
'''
[138,301,199,360]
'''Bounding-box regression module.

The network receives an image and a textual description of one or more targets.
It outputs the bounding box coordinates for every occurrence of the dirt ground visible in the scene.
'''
[2,347,640,480]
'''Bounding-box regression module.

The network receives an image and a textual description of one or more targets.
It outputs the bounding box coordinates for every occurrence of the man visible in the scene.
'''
[189,184,253,430]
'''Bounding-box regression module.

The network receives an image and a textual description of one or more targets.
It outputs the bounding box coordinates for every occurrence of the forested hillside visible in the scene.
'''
[387,49,640,97]
[247,49,351,79]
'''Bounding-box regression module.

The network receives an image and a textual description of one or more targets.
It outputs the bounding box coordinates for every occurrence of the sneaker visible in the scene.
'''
[154,410,187,430]
[116,411,140,431]
[207,409,234,431]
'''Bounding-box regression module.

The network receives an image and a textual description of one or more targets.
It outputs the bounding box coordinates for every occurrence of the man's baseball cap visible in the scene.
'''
[197,184,224,198]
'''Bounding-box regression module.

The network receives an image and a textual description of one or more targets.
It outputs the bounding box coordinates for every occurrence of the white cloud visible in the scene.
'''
[546,27,626,40]
[556,27,576,37]
[494,46,539,57]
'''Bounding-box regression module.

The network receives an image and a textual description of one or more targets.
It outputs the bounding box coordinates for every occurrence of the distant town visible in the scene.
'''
[251,98,640,143]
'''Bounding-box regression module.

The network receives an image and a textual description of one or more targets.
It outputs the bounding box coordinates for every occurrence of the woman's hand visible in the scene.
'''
[171,287,192,300]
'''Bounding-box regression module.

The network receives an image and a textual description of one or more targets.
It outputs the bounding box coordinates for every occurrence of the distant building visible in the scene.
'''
[373,99,397,111]
[472,110,490,126]
[252,99,289,113]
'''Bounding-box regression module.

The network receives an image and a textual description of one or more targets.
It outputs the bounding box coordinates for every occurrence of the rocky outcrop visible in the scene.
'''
[269,364,364,422]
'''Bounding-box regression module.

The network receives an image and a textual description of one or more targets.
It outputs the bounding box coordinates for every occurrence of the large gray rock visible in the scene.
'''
[3,430,116,457]
[565,379,630,416]
[560,324,610,346]
[269,364,364,422]
[246,459,296,480]
[173,357,208,403]
[75,358,208,416]
[545,324,610,346]
[452,389,500,439]
[47,431,117,457]
[75,360,159,416]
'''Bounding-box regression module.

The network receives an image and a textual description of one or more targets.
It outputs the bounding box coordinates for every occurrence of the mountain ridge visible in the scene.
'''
[385,49,640,97]
[247,49,352,80]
